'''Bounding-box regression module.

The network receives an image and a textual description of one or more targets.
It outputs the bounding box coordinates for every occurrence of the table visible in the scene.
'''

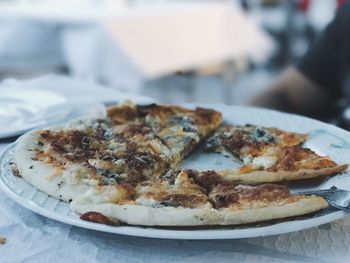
[1,77,350,263]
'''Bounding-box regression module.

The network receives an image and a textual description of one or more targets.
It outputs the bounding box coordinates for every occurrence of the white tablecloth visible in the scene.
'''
[1,77,350,263]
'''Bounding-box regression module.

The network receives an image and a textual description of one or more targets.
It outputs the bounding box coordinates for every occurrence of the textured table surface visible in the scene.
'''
[1,142,350,263]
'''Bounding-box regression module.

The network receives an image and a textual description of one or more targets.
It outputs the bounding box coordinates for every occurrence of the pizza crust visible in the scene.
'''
[219,164,349,184]
[70,196,327,226]
[15,131,92,202]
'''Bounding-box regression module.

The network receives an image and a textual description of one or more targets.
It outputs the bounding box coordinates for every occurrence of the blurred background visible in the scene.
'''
[0,0,345,135]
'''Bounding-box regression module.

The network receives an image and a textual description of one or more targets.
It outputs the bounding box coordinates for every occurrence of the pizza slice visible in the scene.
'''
[205,125,347,183]
[108,102,222,164]
[206,124,307,162]
[15,101,222,203]
[213,146,348,184]
[70,169,327,226]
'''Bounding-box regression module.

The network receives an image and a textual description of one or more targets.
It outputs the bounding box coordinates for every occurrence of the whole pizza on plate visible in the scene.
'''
[14,101,348,226]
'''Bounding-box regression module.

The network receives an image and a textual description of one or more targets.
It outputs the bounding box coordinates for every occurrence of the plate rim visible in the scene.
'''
[0,105,349,240]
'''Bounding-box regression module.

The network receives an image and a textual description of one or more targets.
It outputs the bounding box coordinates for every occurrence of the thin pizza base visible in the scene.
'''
[70,196,327,226]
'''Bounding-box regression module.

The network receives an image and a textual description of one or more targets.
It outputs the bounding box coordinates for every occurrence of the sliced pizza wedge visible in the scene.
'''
[70,171,327,226]
[108,102,222,164]
[190,146,348,185]
[205,125,347,183]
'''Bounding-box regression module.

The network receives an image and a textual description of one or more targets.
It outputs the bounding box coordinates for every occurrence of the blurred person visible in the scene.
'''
[250,1,350,122]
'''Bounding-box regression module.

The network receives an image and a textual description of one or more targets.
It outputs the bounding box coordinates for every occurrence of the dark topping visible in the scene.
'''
[101,155,113,161]
[209,184,292,209]
[29,165,34,169]
[63,150,95,162]
[37,141,44,146]
[123,153,162,178]
[0,237,6,245]
[38,130,98,162]
[210,190,238,209]
[9,162,21,177]
[205,135,221,151]
[126,154,149,170]
[187,170,226,192]
[107,105,139,124]
[80,211,120,225]
[81,136,91,146]
[103,129,113,140]
[95,167,125,185]
[40,130,85,148]
[250,127,275,143]
[160,169,181,184]
[93,128,106,141]
[193,107,220,125]
[158,193,207,208]
[99,173,124,185]
[223,138,246,155]
[137,103,181,118]
[136,103,157,112]
[129,124,151,135]
[182,137,199,156]
[51,143,66,154]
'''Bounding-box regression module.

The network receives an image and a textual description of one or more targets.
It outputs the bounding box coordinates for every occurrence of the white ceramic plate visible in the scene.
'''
[1,104,350,240]
[0,89,70,138]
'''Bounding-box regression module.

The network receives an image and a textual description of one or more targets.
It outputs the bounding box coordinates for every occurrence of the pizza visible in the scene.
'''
[205,125,348,184]
[13,102,338,226]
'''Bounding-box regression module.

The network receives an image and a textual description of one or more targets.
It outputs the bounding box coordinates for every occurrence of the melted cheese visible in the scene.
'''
[75,185,131,204]
[251,156,277,169]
